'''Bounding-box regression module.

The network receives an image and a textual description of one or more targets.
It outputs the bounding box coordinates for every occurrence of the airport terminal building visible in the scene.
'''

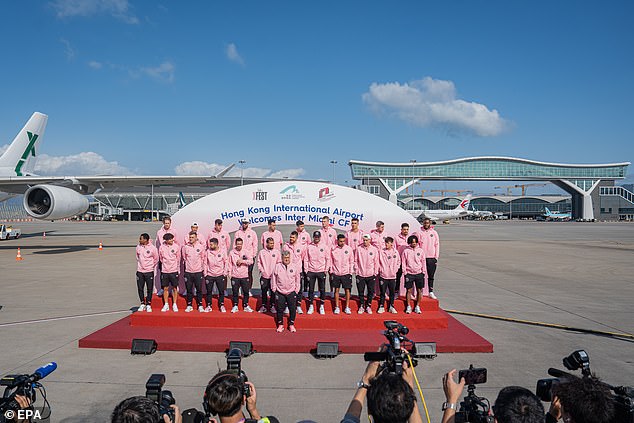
[349,157,632,221]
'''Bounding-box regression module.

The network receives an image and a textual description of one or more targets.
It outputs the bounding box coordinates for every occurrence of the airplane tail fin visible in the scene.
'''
[456,194,472,211]
[544,207,552,215]
[0,112,48,176]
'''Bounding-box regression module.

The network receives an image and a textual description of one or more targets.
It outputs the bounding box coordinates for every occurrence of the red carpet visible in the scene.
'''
[79,296,493,353]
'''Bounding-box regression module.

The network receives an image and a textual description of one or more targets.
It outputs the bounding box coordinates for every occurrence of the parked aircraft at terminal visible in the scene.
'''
[414,195,473,223]
[0,113,253,220]
[543,207,572,221]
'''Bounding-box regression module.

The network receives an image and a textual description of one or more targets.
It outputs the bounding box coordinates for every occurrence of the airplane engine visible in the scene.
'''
[23,185,89,220]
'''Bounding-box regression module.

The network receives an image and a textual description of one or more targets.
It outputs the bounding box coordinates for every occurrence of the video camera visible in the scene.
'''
[145,374,176,422]
[363,320,435,376]
[536,349,634,423]
[0,362,56,423]
[454,364,494,423]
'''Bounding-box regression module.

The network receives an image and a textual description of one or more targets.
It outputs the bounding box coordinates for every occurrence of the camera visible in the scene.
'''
[145,374,176,422]
[0,362,56,423]
[536,350,634,423]
[363,320,429,375]
[225,348,251,397]
[454,364,494,423]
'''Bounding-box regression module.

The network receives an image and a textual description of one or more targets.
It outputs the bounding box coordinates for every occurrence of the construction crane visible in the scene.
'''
[429,189,473,197]
[493,183,549,196]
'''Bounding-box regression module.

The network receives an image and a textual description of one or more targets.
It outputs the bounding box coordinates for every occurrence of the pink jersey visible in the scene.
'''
[204,248,229,277]
[181,241,206,273]
[271,262,301,295]
[330,244,355,276]
[379,247,401,279]
[303,242,331,273]
[136,243,159,272]
[233,228,258,258]
[296,229,311,246]
[208,228,231,252]
[283,241,305,271]
[370,229,388,251]
[401,246,427,275]
[260,229,284,250]
[228,248,253,279]
[355,243,380,277]
[156,226,179,248]
[258,248,281,279]
[318,226,338,248]
[158,242,181,274]
[416,227,440,259]
[345,229,364,254]
[395,232,410,255]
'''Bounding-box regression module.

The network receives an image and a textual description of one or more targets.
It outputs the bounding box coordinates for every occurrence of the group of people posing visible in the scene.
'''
[135,215,440,332]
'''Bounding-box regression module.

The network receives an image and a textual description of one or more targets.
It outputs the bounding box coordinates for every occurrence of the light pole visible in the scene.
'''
[238,160,246,186]
[330,160,337,183]
[409,159,416,210]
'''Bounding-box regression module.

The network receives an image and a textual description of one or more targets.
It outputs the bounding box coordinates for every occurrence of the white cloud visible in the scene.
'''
[60,38,76,61]
[175,161,304,179]
[34,152,133,175]
[51,0,139,24]
[362,76,508,137]
[138,61,175,83]
[226,43,245,66]
[87,60,103,69]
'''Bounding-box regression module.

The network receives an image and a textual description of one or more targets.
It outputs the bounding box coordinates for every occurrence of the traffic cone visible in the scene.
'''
[43,231,46,238]
[98,242,103,251]
[16,248,23,261]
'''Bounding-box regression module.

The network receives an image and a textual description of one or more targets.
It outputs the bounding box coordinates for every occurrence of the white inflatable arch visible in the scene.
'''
[172,181,421,238]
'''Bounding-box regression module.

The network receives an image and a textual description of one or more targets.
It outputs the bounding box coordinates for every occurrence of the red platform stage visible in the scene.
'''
[79,296,493,353]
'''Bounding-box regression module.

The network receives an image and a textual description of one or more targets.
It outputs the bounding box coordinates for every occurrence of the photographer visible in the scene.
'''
[111,396,181,423]
[546,374,614,423]
[203,370,278,423]
[341,359,423,423]
[442,370,544,423]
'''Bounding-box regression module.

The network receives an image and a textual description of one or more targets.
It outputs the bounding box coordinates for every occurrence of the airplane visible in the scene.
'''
[0,113,277,221]
[417,194,472,223]
[543,207,571,221]
[470,207,494,220]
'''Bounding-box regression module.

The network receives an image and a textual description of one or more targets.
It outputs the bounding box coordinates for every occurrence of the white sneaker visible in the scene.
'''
[231,305,239,313]
[198,306,205,312]
[146,305,152,313]
[414,305,422,314]
[284,307,290,315]
[271,306,276,313]
[377,306,385,314]
[405,305,412,314]
[344,307,351,315]
[204,306,212,313]
[307,305,314,315]
[358,307,364,314]
[389,306,398,314]
[258,306,267,313]
[429,292,438,300]
[244,305,254,312]
[137,304,146,312]
[220,305,227,313]
[296,306,304,314]
[172,304,179,312]
[366,306,372,315]
[161,304,169,312]
[185,306,193,313]
[319,305,325,315]
[334,307,340,314]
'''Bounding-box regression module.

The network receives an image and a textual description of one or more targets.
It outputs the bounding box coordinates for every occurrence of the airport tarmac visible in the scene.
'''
[1,220,633,422]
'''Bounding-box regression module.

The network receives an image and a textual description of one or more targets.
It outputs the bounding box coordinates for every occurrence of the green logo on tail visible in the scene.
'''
[14,131,38,176]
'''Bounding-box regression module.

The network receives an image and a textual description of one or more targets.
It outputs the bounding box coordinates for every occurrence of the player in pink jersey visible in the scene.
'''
[136,233,159,312]
[158,233,180,312]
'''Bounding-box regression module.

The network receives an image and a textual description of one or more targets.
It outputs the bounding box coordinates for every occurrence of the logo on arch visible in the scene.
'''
[318,186,335,202]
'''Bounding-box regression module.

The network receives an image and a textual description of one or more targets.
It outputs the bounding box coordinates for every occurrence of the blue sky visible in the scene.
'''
[0,1,633,193]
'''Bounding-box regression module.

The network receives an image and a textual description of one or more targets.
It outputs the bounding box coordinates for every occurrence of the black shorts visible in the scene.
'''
[160,272,179,288]
[331,274,352,290]
[404,273,425,290]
